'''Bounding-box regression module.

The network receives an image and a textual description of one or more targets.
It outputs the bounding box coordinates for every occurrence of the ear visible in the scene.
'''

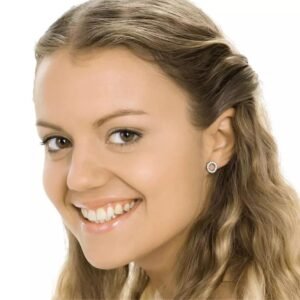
[204,108,235,169]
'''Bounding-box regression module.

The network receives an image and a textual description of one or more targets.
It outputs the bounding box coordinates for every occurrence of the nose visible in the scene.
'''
[66,142,112,192]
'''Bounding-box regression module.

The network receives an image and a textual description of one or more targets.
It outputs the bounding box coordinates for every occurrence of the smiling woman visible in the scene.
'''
[33,0,300,299]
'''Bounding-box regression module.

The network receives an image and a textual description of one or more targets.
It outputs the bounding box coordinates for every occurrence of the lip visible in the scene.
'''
[72,197,142,210]
[74,198,142,234]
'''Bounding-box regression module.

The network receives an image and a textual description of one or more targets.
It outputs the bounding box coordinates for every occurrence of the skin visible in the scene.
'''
[34,46,235,299]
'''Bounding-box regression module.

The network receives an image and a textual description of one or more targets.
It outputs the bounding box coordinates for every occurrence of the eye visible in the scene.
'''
[40,136,71,153]
[108,129,142,147]
[40,129,142,153]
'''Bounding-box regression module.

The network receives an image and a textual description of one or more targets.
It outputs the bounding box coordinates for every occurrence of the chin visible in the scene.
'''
[82,250,130,270]
[87,259,129,270]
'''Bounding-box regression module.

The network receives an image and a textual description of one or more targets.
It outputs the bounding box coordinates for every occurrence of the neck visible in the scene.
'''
[146,280,173,299]
[135,227,192,299]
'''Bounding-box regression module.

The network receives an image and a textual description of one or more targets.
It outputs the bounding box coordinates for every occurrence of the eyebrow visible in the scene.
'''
[36,109,148,131]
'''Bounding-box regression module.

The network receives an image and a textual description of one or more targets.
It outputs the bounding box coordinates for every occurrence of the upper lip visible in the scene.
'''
[72,197,141,210]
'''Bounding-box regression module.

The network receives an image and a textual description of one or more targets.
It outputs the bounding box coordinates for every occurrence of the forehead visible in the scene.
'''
[34,47,191,123]
[35,46,166,97]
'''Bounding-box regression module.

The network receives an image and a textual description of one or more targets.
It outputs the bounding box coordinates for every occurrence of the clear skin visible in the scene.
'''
[34,46,235,299]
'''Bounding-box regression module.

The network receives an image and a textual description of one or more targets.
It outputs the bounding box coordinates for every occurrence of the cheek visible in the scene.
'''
[129,141,207,233]
[120,149,207,264]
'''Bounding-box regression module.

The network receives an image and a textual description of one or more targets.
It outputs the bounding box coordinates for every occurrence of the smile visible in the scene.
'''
[74,198,143,234]
[80,198,140,223]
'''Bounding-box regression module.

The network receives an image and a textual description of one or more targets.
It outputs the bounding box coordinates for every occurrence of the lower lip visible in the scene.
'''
[76,199,142,234]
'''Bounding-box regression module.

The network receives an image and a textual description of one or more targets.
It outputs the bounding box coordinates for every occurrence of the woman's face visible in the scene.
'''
[34,46,210,272]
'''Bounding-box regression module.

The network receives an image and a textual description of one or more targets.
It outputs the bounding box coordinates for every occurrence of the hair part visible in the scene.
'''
[34,0,300,299]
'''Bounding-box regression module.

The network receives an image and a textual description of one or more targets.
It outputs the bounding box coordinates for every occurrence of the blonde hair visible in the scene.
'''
[34,0,300,299]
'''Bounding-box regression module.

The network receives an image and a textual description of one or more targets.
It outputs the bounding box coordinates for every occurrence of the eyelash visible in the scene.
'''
[40,129,143,153]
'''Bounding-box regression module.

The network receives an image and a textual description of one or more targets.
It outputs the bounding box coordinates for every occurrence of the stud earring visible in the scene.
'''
[206,161,218,174]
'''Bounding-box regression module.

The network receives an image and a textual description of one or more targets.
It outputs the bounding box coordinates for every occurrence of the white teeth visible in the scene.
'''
[106,207,115,221]
[96,208,106,223]
[114,203,124,215]
[80,199,140,223]
[87,210,97,222]
[82,208,88,218]
[124,203,130,212]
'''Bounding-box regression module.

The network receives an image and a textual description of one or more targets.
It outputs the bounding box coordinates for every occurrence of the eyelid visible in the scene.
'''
[41,133,73,144]
[40,128,143,153]
[40,135,72,153]
[107,128,143,147]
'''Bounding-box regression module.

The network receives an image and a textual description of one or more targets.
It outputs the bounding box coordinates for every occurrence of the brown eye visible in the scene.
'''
[108,129,142,146]
[41,136,71,153]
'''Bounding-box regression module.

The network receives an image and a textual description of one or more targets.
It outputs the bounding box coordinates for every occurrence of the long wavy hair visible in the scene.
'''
[34,0,300,299]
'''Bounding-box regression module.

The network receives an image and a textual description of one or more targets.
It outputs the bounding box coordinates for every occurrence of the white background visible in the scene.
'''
[0,1,299,299]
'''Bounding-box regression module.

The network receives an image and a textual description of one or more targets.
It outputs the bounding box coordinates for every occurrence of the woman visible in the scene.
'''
[33,0,300,299]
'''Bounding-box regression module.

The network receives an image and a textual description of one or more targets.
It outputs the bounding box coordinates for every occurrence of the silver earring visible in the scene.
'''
[206,161,218,174]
